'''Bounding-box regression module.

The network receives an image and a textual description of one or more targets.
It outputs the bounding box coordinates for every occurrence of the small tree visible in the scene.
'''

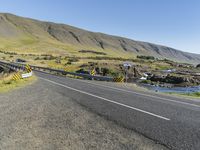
[196,64,200,68]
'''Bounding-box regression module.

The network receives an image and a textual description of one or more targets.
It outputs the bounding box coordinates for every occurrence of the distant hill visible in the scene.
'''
[0,13,199,64]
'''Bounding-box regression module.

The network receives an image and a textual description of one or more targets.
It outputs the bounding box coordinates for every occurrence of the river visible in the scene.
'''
[143,84,200,93]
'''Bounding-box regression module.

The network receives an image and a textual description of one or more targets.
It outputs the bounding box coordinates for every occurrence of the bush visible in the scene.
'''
[0,50,17,55]
[185,92,200,97]
[109,70,121,77]
[79,50,107,55]
[55,57,61,64]
[68,57,79,62]
[193,92,200,97]
[34,57,40,60]
[102,68,110,76]
[137,55,155,60]
[66,57,79,65]
[66,61,72,65]
[43,55,56,60]
[76,69,89,74]
[140,80,151,84]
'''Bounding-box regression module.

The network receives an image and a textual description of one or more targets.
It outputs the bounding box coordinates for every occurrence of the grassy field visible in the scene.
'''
[0,49,135,74]
[0,73,37,93]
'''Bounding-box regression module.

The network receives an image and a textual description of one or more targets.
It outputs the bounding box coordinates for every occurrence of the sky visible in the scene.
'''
[0,0,199,54]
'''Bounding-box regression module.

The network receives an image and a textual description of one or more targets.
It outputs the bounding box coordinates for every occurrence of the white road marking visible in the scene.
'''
[40,77,170,121]
[74,79,200,108]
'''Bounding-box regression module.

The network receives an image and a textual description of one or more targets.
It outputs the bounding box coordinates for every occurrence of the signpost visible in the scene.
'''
[123,62,133,83]
[90,68,96,76]
[25,64,32,73]
[90,68,96,80]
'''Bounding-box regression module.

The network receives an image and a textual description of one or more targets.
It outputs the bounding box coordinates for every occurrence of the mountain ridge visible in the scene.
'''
[0,13,199,64]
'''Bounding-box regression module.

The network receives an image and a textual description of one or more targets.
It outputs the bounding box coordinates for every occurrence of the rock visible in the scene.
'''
[133,67,142,78]
[125,67,142,82]
[149,74,200,85]
[165,75,185,84]
[148,74,166,82]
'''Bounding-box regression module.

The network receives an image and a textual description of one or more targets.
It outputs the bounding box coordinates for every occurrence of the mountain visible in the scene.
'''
[0,13,199,64]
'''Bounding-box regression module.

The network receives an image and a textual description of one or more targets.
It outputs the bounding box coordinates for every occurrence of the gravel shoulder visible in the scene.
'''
[0,80,168,150]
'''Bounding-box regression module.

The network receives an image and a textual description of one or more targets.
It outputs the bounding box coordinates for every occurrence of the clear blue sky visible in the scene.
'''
[0,0,199,54]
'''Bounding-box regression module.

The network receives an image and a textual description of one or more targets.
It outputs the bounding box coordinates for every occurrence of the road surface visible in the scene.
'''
[35,71,200,150]
[0,71,167,150]
[1,70,200,149]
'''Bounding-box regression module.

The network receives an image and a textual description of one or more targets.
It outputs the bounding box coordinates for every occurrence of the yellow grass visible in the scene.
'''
[0,73,37,93]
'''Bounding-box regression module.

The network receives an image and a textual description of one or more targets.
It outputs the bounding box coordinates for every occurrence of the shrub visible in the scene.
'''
[79,50,107,55]
[43,55,56,60]
[34,57,40,60]
[137,55,155,60]
[140,80,151,84]
[76,69,89,74]
[102,68,110,76]
[66,57,79,65]
[193,92,200,96]
[55,57,61,64]
[66,61,72,65]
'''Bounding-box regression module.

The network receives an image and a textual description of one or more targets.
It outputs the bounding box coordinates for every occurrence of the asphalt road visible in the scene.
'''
[0,72,167,150]
[34,71,200,150]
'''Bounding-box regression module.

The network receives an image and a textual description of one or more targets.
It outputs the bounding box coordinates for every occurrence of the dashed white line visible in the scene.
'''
[40,77,170,121]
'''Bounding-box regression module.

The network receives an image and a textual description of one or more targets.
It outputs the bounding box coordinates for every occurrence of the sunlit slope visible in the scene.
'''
[0,13,200,63]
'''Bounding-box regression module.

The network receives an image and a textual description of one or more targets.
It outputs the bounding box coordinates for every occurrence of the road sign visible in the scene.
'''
[123,62,132,68]
[113,76,124,82]
[90,68,96,76]
[25,64,32,73]
[123,62,133,82]
[12,72,21,81]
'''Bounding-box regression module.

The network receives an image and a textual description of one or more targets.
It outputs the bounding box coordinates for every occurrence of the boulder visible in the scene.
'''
[149,74,200,85]
[165,75,185,84]
[148,74,166,82]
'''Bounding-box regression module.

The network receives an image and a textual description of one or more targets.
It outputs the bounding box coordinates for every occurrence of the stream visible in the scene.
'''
[143,84,200,93]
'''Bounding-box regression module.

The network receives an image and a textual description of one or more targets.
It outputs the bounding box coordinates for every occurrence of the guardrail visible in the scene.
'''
[0,61,22,72]
[0,61,114,81]
[0,61,33,80]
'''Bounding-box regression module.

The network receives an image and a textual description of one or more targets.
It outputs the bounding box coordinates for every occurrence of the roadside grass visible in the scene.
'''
[149,61,172,70]
[167,92,200,99]
[0,74,37,93]
[181,92,200,98]
[66,74,83,79]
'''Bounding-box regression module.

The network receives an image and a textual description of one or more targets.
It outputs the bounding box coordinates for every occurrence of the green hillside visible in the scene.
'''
[0,13,200,64]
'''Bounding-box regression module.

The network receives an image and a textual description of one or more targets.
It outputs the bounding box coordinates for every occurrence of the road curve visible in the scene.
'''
[34,70,200,150]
